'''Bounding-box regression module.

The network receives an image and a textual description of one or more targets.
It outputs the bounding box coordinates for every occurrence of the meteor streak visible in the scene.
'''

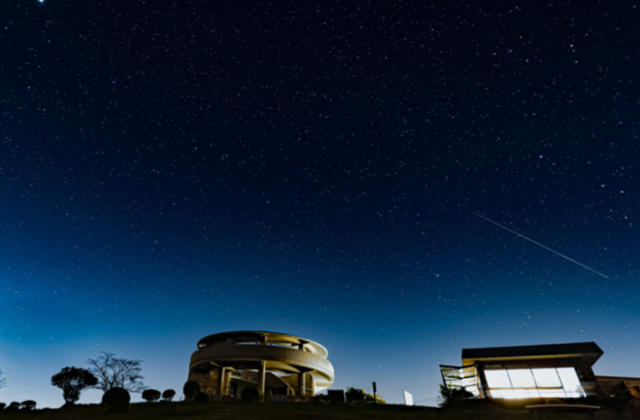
[470,210,610,279]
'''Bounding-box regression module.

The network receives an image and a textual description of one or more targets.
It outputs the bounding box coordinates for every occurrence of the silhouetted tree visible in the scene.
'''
[5,402,20,413]
[0,402,6,410]
[102,387,130,410]
[438,384,475,408]
[183,380,200,400]
[142,389,161,402]
[51,367,98,406]
[0,370,5,389]
[21,400,36,410]
[162,389,176,402]
[87,352,145,393]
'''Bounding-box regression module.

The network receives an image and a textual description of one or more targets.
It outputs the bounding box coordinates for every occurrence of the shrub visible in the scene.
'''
[5,402,21,413]
[344,387,386,404]
[162,389,176,402]
[346,387,366,402]
[142,389,161,402]
[183,381,200,400]
[313,393,329,403]
[364,393,386,404]
[102,387,130,410]
[241,387,259,402]
[194,392,208,402]
[21,400,37,410]
[438,384,475,408]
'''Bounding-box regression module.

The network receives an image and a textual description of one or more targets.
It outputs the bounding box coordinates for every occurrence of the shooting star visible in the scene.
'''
[469,210,610,279]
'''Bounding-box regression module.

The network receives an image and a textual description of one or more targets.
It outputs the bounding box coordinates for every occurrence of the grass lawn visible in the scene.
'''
[0,401,534,420]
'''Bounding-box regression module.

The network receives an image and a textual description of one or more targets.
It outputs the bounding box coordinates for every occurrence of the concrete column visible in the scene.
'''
[219,367,225,400]
[258,361,266,401]
[310,375,316,396]
[298,372,306,397]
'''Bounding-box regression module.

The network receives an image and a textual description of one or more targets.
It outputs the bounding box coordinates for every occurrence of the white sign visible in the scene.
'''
[403,390,414,406]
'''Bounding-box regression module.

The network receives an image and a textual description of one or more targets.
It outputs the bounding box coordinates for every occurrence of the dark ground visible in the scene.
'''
[3,400,639,420]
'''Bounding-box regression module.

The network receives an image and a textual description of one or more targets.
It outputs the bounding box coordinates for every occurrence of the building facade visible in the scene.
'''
[188,330,334,401]
[440,342,603,399]
[596,376,640,399]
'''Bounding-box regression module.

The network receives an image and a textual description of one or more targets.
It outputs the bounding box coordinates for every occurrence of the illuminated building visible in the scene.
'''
[188,331,334,400]
[440,342,603,399]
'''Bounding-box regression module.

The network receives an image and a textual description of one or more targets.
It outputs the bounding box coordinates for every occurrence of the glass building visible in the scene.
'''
[440,342,603,399]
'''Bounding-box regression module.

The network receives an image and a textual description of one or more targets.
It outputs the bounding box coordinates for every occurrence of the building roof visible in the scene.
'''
[462,342,603,366]
[196,330,329,357]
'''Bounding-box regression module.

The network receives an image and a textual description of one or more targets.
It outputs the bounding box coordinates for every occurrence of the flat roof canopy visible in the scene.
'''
[197,330,329,357]
[462,342,603,366]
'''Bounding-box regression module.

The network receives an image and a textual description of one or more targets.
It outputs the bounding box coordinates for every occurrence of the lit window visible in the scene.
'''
[491,388,540,399]
[485,370,511,389]
[532,368,562,388]
[484,367,585,399]
[557,368,585,398]
[508,369,536,388]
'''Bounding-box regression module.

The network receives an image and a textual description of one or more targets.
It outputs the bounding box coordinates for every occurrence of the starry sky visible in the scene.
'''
[1,0,639,408]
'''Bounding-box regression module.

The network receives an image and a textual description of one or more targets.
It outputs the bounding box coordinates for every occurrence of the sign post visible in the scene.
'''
[372,381,377,404]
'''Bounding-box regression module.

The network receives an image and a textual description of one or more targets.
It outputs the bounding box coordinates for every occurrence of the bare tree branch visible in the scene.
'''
[87,352,145,393]
[0,369,6,389]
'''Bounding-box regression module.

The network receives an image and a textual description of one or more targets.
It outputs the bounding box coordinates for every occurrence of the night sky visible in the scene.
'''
[1,0,639,407]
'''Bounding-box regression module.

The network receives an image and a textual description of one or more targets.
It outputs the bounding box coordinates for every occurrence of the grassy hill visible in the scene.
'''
[3,400,634,420]
[0,401,533,420]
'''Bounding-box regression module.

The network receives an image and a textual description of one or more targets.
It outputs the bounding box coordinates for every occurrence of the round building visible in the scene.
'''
[188,330,334,401]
